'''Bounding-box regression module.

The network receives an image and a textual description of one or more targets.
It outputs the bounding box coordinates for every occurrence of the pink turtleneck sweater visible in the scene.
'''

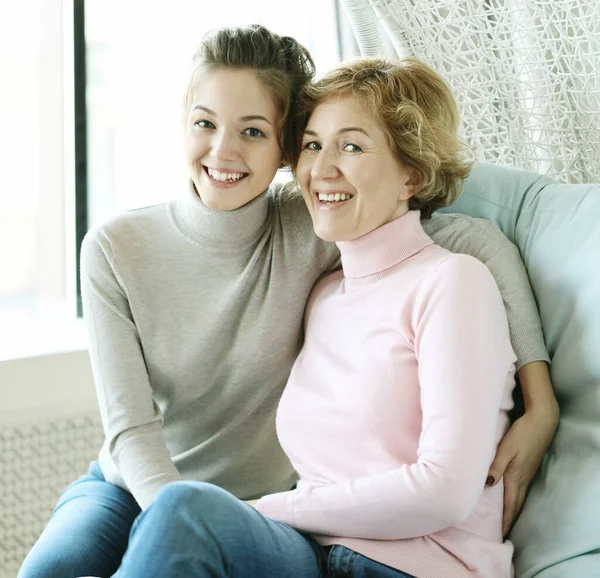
[257,211,517,578]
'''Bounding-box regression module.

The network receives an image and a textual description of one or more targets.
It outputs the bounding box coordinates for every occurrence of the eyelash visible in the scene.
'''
[302,141,362,153]
[195,119,215,129]
[193,120,265,138]
[342,142,362,153]
[244,127,265,138]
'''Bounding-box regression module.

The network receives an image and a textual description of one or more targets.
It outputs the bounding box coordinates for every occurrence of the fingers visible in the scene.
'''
[502,477,519,537]
[515,486,527,516]
[504,487,527,537]
[488,436,518,488]
[502,467,529,537]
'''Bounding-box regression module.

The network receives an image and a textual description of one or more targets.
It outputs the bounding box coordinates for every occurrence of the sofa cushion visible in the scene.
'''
[441,162,600,577]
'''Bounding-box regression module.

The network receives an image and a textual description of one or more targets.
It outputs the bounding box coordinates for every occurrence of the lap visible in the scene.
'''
[116,481,323,578]
[116,481,414,578]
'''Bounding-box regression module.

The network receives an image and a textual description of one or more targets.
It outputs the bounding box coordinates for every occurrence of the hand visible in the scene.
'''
[245,499,259,508]
[487,405,559,536]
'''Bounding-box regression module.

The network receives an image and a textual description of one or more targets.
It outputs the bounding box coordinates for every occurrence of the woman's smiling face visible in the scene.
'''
[185,68,283,211]
[296,96,418,242]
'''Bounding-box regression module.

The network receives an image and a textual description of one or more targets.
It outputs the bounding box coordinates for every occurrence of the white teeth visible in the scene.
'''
[318,192,351,202]
[207,168,246,182]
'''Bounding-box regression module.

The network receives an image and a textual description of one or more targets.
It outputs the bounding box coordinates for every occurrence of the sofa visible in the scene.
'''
[440,162,600,577]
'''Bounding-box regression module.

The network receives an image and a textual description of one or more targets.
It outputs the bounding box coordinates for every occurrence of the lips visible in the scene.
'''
[204,166,249,184]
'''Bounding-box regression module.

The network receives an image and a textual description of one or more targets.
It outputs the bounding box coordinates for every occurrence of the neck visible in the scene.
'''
[172,181,270,249]
[336,211,433,278]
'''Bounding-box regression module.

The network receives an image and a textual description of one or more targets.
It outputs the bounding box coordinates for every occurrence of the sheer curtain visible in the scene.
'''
[339,0,600,183]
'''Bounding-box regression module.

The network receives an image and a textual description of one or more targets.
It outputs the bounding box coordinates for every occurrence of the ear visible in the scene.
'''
[399,168,423,200]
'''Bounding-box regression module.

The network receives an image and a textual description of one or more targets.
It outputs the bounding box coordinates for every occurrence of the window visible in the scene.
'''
[0,0,79,360]
[0,1,342,360]
[84,0,341,225]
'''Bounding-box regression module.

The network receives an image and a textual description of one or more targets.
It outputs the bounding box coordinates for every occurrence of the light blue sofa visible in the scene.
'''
[441,162,600,578]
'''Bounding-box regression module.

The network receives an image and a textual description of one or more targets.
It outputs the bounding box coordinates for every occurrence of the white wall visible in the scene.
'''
[1,349,97,426]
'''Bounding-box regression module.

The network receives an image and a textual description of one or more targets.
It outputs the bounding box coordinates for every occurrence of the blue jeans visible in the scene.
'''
[18,461,140,578]
[113,481,415,578]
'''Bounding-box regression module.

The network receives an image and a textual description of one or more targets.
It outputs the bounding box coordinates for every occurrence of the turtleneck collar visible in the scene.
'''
[172,181,270,250]
[337,210,433,279]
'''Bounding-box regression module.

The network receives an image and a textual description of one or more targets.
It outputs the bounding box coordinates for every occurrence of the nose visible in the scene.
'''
[211,129,239,162]
[310,146,340,181]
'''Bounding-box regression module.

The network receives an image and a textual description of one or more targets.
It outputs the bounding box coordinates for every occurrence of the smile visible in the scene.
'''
[316,191,354,204]
[204,166,249,184]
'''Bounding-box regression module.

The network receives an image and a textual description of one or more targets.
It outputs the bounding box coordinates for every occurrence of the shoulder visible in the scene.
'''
[423,212,513,258]
[409,252,505,336]
[423,252,498,297]
[269,181,340,273]
[81,203,169,266]
[424,212,504,238]
[434,251,493,278]
[269,180,312,228]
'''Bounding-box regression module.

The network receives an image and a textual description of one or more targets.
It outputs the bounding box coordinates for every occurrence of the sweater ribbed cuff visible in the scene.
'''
[256,490,296,525]
[511,326,551,370]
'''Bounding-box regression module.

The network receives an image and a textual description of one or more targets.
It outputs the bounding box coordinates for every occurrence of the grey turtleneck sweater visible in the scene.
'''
[80,183,548,510]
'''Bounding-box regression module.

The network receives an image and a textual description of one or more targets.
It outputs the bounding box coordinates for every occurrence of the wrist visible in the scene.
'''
[525,395,560,425]
[518,361,559,419]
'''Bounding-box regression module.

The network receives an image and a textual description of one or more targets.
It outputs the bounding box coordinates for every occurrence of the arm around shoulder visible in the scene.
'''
[276,181,341,274]
[428,215,550,370]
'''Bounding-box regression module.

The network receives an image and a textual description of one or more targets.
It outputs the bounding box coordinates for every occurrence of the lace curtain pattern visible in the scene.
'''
[340,0,600,183]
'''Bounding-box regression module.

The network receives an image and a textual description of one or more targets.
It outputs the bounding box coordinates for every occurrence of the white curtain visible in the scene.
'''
[339,0,600,183]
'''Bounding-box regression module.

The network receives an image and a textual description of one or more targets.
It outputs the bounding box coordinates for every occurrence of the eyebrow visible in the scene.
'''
[192,106,272,126]
[304,127,370,137]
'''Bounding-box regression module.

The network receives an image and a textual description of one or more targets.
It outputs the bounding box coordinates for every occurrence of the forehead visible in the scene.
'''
[189,68,278,120]
[307,96,385,135]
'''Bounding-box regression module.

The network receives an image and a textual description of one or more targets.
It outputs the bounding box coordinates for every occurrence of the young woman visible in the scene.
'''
[18,27,557,578]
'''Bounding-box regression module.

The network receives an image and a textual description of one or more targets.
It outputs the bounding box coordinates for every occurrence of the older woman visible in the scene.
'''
[112,58,526,578]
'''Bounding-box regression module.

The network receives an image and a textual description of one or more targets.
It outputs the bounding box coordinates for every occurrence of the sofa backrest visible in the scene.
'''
[441,162,600,577]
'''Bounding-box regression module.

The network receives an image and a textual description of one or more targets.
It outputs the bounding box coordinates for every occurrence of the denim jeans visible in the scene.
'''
[113,481,415,578]
[17,461,140,578]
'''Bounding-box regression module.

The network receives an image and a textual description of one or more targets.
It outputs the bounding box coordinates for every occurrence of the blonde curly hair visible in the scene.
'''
[296,58,474,218]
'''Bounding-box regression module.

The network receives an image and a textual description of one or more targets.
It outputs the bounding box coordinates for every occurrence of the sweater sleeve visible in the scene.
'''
[81,228,181,510]
[424,214,550,369]
[277,181,341,274]
[257,255,515,539]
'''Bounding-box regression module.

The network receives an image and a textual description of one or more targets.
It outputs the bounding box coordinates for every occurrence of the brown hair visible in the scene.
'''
[185,24,315,166]
[297,58,474,218]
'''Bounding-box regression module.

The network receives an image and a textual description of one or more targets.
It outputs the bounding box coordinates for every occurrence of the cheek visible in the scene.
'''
[295,158,312,191]
[184,133,206,159]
